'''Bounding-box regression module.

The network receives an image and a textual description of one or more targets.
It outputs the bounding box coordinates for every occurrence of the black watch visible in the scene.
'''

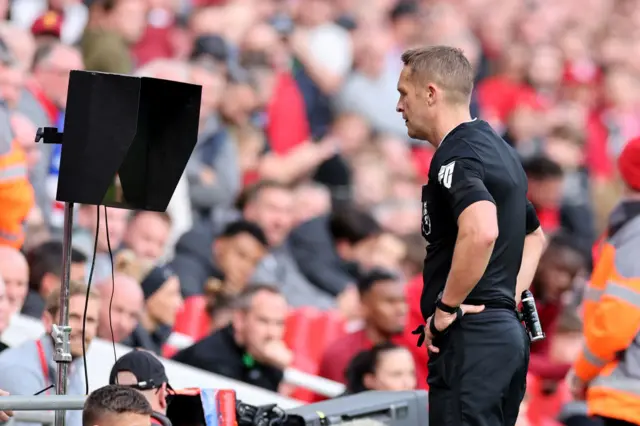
[436,298,459,314]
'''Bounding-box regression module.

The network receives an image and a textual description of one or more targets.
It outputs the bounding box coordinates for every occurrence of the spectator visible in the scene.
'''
[0,280,100,426]
[74,205,130,282]
[122,211,172,264]
[0,23,35,72]
[22,240,87,319]
[318,269,407,384]
[172,284,290,392]
[291,0,353,138]
[243,180,335,309]
[523,156,565,233]
[17,42,83,228]
[11,0,88,45]
[334,24,407,139]
[81,0,146,74]
[82,384,153,426]
[529,233,586,382]
[289,205,382,318]
[186,60,241,222]
[122,265,182,355]
[292,181,332,226]
[171,219,269,297]
[344,342,416,394]
[0,275,11,352]
[95,273,143,344]
[108,349,172,426]
[0,245,28,315]
[30,11,63,47]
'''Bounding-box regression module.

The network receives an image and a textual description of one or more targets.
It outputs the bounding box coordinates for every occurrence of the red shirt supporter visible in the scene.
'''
[319,328,408,383]
[318,270,409,384]
[266,72,310,154]
[132,8,176,66]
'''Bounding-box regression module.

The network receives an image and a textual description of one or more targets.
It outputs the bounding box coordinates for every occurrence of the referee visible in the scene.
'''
[396,46,547,426]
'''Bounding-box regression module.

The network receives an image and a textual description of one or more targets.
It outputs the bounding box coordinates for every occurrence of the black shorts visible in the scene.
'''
[428,309,530,426]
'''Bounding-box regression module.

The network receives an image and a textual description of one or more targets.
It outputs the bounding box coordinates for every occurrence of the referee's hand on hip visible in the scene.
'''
[425,304,485,353]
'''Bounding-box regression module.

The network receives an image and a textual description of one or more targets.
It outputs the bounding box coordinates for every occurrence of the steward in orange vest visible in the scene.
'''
[0,117,35,249]
[570,137,640,426]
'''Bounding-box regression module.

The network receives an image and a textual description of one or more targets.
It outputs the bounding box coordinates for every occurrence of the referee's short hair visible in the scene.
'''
[83,384,152,426]
[401,45,474,104]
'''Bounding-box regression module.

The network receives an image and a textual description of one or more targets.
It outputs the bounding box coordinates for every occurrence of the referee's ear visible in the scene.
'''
[458,201,498,246]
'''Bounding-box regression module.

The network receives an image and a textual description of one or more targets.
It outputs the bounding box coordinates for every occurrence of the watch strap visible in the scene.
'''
[436,298,459,314]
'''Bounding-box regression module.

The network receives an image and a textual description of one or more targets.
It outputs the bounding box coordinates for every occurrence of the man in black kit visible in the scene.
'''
[396,46,547,426]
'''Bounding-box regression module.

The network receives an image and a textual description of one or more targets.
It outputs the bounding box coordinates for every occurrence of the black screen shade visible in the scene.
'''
[56,70,202,212]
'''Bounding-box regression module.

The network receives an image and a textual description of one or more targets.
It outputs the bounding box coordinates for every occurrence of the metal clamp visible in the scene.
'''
[51,324,72,363]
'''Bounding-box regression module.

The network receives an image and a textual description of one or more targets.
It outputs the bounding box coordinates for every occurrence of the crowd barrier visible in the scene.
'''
[0,314,301,408]
[1,314,344,403]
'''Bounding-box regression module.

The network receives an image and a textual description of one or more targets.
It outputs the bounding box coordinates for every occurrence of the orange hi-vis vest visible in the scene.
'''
[573,213,640,425]
[0,142,34,249]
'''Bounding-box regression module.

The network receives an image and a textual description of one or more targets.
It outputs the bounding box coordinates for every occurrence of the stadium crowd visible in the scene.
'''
[0,0,638,425]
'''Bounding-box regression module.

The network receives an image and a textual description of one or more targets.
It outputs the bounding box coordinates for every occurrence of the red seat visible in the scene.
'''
[285,308,347,403]
[284,307,323,368]
[174,295,209,340]
[162,344,178,358]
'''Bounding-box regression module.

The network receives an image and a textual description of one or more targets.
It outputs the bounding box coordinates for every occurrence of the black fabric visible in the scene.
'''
[421,119,530,319]
[170,222,224,297]
[122,324,173,356]
[109,349,170,390]
[151,411,173,426]
[141,265,176,299]
[0,341,8,353]
[525,201,541,234]
[20,290,45,318]
[428,309,529,426]
[607,200,640,239]
[288,215,354,296]
[598,417,634,426]
[171,325,283,392]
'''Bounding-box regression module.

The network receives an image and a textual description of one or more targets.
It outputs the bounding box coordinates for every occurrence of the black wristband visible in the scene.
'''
[436,298,459,314]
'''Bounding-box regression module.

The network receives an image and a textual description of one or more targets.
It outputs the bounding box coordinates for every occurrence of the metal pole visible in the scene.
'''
[0,395,86,411]
[54,202,75,426]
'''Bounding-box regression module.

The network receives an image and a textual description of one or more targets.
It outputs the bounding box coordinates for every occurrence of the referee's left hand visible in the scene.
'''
[426,304,485,353]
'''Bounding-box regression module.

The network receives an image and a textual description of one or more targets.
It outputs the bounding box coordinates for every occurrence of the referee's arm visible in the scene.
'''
[439,156,498,308]
[515,202,546,303]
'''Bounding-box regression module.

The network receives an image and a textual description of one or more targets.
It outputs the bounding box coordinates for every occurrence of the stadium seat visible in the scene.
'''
[173,295,209,340]
[284,307,324,368]
[162,344,178,358]
[307,310,347,364]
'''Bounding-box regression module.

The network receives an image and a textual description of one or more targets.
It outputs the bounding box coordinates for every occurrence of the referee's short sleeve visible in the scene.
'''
[439,156,495,220]
[525,200,540,234]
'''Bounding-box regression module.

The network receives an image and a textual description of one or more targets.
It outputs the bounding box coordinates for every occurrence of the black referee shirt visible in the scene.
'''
[420,119,540,319]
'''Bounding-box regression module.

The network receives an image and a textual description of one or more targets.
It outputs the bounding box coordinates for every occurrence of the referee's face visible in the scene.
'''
[397,66,430,141]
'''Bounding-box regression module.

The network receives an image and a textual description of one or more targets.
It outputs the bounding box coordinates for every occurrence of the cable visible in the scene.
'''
[104,205,117,365]
[81,207,101,395]
[33,385,54,396]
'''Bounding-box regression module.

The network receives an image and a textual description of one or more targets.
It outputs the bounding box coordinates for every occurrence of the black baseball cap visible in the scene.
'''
[109,350,172,391]
[191,34,229,62]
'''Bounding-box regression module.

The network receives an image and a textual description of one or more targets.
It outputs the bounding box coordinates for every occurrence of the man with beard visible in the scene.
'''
[0,280,100,426]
